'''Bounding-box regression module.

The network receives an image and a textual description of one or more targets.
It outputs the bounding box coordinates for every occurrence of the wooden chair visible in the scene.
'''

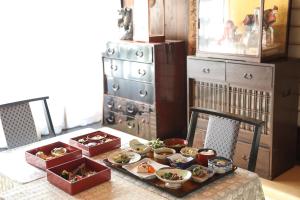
[0,97,55,149]
[186,107,264,172]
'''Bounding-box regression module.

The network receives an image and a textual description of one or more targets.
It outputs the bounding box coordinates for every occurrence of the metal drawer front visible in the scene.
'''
[226,63,273,90]
[105,42,153,63]
[105,77,154,104]
[103,58,154,83]
[103,95,125,113]
[187,58,225,82]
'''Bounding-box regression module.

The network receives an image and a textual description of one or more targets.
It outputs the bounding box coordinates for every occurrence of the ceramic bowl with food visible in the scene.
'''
[108,151,141,166]
[156,168,192,189]
[164,138,188,152]
[153,147,176,161]
[208,156,233,174]
[129,139,151,155]
[148,138,165,150]
[167,153,194,169]
[180,147,198,158]
[51,147,67,157]
[187,164,215,183]
[196,148,217,167]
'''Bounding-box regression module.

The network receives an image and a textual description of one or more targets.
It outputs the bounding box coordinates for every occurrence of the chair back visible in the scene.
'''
[0,97,55,149]
[186,107,264,172]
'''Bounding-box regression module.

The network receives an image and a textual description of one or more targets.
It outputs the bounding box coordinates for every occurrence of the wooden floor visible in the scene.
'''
[261,165,300,200]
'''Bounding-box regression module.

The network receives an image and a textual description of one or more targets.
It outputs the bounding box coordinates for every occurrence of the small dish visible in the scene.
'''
[164,138,187,152]
[153,147,176,161]
[196,148,217,167]
[148,138,165,150]
[167,153,194,169]
[129,139,151,155]
[180,147,198,158]
[122,158,169,179]
[187,164,215,183]
[108,151,141,166]
[208,156,233,174]
[51,147,67,157]
[156,168,192,189]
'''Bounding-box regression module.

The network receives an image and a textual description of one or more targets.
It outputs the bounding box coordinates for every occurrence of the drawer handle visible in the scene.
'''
[107,48,115,55]
[112,83,120,91]
[138,68,146,76]
[136,50,144,58]
[243,73,253,80]
[110,65,118,71]
[106,116,115,123]
[139,89,148,97]
[117,104,122,110]
[127,105,135,114]
[242,155,249,161]
[118,119,123,124]
[141,118,146,123]
[107,100,114,108]
[202,68,210,73]
[127,121,135,129]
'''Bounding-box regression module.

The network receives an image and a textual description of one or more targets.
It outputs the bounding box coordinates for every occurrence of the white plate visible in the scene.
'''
[122,158,169,179]
[107,151,141,166]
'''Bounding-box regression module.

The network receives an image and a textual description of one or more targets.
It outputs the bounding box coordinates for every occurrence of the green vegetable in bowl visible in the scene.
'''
[148,138,164,149]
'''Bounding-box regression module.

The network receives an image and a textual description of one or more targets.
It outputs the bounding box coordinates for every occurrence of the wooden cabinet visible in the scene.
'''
[102,40,187,140]
[187,56,299,179]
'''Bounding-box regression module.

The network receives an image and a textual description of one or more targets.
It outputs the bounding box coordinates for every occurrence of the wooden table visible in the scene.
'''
[0,127,265,200]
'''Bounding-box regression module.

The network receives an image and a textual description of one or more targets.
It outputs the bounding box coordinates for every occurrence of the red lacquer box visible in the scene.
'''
[47,157,111,195]
[25,141,82,170]
[69,131,121,157]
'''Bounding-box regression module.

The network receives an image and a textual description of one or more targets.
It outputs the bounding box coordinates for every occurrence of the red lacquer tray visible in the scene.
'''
[69,131,121,157]
[25,141,82,170]
[47,157,111,195]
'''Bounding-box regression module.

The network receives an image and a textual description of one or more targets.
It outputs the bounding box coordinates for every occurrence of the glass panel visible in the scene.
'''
[198,0,261,56]
[262,0,289,56]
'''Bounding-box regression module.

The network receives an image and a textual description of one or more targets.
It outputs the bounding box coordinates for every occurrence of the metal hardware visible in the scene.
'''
[202,68,210,73]
[242,155,249,161]
[139,89,148,97]
[107,48,115,55]
[127,121,135,129]
[138,68,146,76]
[117,104,122,110]
[112,83,120,91]
[127,105,135,114]
[243,73,253,80]
[136,50,144,58]
[118,119,123,124]
[110,65,118,71]
[107,116,115,123]
[107,100,114,108]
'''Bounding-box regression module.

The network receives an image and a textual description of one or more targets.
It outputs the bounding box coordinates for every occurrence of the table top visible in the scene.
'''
[0,127,265,200]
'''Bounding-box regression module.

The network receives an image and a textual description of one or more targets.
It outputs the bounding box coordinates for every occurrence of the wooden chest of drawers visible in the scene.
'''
[187,56,299,179]
[102,41,187,140]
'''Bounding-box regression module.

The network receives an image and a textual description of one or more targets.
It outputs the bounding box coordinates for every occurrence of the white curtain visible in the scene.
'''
[0,0,121,147]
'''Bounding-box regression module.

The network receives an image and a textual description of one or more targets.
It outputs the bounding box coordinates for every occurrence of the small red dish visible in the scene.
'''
[164,138,188,152]
[69,131,121,157]
[196,148,217,167]
[25,141,82,171]
[47,157,111,195]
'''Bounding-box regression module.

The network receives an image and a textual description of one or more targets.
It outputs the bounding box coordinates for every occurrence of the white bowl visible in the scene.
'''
[180,147,198,158]
[153,147,176,160]
[208,156,233,174]
[108,151,141,166]
[156,168,192,189]
[129,139,151,154]
[187,165,215,183]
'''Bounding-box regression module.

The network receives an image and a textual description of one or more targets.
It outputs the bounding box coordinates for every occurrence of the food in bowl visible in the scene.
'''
[196,148,217,166]
[148,138,165,149]
[208,156,233,174]
[129,139,151,154]
[112,153,131,164]
[108,151,141,166]
[167,153,194,169]
[164,138,187,152]
[156,168,192,189]
[153,147,176,161]
[188,165,214,183]
[60,163,97,183]
[180,147,198,158]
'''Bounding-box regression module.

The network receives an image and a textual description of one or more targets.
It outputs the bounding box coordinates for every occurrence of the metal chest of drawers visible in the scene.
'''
[187,56,299,179]
[102,41,187,140]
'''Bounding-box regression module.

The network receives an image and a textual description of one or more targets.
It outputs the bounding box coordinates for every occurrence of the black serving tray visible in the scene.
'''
[103,158,237,198]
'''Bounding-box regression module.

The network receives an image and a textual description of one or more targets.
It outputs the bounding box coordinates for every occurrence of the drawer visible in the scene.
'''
[103,95,125,113]
[105,77,154,104]
[233,141,270,178]
[103,58,154,83]
[226,63,273,90]
[187,59,225,82]
[105,42,153,63]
